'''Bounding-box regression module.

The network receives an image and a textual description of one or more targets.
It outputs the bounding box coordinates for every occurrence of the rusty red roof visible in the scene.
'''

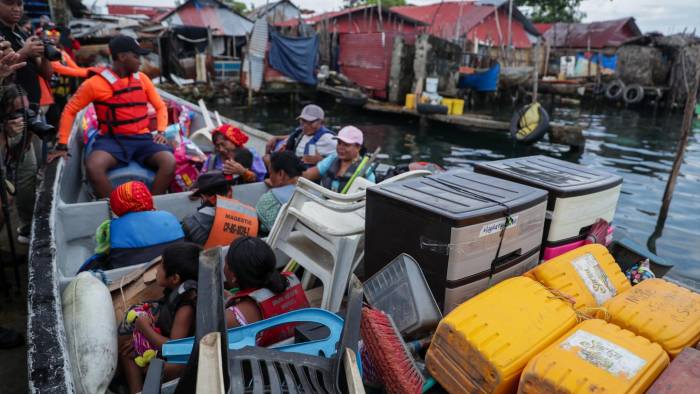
[534,23,552,34]
[107,4,173,19]
[542,18,642,48]
[391,1,539,48]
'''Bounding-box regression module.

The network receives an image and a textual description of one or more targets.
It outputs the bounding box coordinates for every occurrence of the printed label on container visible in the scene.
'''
[561,330,647,379]
[479,215,518,237]
[571,253,616,305]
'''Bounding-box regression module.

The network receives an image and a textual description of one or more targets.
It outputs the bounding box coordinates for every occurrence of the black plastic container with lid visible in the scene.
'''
[473,155,622,246]
[365,170,548,312]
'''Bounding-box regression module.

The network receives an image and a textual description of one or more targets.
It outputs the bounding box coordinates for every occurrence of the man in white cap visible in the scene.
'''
[264,104,336,168]
[303,125,375,192]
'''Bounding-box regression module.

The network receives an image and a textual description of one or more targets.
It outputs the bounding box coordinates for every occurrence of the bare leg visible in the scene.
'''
[86,151,119,199]
[118,335,144,394]
[145,151,176,195]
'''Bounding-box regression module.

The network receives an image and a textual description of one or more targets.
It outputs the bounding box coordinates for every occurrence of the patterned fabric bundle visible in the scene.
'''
[110,181,154,217]
[213,124,249,146]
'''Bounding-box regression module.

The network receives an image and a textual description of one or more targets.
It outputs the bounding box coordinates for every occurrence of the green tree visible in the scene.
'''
[516,0,585,23]
[344,0,407,8]
[222,0,248,14]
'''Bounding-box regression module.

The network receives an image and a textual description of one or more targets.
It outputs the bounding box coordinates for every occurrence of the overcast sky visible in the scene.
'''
[93,0,700,34]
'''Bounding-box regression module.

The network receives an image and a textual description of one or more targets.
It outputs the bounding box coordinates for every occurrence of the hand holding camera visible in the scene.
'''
[18,36,44,60]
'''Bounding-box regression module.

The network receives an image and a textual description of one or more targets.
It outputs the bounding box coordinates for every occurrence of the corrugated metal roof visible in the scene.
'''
[542,18,642,48]
[534,23,552,34]
[159,0,253,37]
[391,1,538,48]
[277,5,428,27]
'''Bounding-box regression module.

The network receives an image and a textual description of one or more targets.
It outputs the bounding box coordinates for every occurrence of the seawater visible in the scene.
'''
[213,99,700,290]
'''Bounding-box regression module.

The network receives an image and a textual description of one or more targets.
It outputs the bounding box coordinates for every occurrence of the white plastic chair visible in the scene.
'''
[268,178,366,312]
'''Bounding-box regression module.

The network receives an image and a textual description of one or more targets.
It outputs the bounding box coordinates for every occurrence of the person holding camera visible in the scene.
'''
[0,0,53,107]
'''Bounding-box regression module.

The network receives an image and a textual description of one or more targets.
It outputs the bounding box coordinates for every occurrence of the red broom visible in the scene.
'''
[360,307,424,394]
[586,218,610,245]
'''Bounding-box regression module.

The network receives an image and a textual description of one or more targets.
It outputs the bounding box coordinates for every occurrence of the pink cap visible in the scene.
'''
[334,126,364,145]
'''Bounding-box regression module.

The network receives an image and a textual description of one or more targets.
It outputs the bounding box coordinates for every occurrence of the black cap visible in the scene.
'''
[191,171,233,196]
[109,35,150,57]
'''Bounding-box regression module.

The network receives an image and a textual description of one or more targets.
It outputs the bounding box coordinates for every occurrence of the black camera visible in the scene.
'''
[26,106,55,138]
[42,39,62,61]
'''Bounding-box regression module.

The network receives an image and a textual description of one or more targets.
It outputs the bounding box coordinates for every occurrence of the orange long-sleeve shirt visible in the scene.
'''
[51,51,88,78]
[57,70,167,145]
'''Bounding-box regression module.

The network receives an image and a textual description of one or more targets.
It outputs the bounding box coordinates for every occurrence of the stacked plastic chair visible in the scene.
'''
[267,177,367,312]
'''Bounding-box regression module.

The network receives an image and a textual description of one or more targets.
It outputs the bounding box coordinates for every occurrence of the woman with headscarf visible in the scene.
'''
[81,181,184,271]
[202,124,267,182]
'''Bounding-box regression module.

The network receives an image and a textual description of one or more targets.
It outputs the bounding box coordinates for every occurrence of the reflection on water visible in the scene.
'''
[213,99,700,290]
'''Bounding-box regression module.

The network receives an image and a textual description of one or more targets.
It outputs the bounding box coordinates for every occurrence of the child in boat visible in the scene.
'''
[256,151,304,234]
[181,171,234,245]
[203,123,267,181]
[225,147,257,185]
[119,242,201,394]
[223,237,309,346]
[82,181,184,271]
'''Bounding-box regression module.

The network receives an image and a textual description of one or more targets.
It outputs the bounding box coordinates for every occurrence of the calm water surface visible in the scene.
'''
[213,98,700,290]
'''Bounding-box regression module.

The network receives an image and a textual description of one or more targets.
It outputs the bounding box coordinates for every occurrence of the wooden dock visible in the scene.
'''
[363,101,585,148]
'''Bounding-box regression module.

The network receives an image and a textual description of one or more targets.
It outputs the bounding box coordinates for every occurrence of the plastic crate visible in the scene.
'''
[363,254,442,339]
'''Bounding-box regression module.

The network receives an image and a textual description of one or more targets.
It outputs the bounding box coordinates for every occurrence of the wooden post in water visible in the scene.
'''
[532,38,540,103]
[647,51,700,253]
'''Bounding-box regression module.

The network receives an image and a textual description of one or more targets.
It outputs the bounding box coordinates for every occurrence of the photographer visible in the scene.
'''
[0,0,54,108]
[0,83,28,348]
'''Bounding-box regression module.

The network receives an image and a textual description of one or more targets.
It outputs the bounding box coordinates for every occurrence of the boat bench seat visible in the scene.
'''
[84,137,156,189]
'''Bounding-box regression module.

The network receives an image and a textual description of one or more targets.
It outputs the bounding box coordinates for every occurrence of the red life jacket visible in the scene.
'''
[89,67,150,136]
[228,273,310,346]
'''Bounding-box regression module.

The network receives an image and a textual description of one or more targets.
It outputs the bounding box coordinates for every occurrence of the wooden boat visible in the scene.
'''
[458,63,500,92]
[316,83,368,107]
[26,90,274,393]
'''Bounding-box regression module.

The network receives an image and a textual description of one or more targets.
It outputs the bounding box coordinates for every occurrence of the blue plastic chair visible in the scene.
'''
[162,308,343,364]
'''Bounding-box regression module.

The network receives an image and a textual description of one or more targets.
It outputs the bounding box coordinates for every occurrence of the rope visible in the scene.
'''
[544,286,610,323]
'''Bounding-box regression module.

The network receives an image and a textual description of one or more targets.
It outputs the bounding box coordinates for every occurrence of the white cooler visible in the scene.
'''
[474,155,622,253]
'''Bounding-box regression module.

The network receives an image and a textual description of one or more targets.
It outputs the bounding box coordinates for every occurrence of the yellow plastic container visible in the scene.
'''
[404,93,416,110]
[604,278,700,357]
[441,98,454,114]
[426,277,578,394]
[527,244,631,311]
[519,319,669,394]
[451,99,465,115]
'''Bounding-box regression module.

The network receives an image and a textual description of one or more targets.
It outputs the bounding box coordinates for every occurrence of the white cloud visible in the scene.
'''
[580,0,700,34]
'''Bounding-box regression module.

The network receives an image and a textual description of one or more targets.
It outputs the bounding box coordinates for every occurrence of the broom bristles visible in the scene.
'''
[361,307,424,394]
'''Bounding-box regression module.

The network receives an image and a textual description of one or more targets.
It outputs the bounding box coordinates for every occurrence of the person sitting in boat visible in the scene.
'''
[224,237,309,346]
[182,171,259,249]
[256,151,304,234]
[181,171,233,245]
[303,126,375,193]
[47,35,176,199]
[118,242,200,394]
[81,181,184,271]
[226,146,257,185]
[264,104,336,168]
[203,123,267,181]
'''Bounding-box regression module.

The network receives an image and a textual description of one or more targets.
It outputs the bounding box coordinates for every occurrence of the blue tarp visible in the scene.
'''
[269,31,319,86]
